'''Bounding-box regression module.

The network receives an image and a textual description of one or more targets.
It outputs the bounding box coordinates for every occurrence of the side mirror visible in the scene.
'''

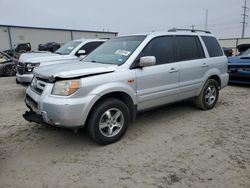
[77,50,86,56]
[139,56,156,67]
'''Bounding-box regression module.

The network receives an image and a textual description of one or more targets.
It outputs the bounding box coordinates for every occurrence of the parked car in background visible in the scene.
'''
[228,48,250,84]
[0,51,16,77]
[4,43,31,57]
[38,42,61,52]
[23,30,228,144]
[237,44,250,55]
[223,47,233,57]
[16,38,106,85]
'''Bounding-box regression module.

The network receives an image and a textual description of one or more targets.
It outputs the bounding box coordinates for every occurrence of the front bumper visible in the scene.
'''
[16,73,33,85]
[228,70,250,84]
[24,85,99,128]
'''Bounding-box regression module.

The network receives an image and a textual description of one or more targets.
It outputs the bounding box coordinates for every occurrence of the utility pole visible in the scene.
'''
[241,0,248,38]
[205,9,208,31]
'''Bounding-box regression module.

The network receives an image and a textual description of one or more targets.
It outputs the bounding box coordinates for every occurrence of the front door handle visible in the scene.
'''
[202,63,209,68]
[169,68,178,73]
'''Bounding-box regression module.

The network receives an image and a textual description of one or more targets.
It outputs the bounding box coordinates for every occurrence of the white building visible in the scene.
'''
[0,24,118,51]
[219,37,250,48]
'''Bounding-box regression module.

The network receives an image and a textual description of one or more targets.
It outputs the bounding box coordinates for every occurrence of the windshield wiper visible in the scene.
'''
[54,52,62,55]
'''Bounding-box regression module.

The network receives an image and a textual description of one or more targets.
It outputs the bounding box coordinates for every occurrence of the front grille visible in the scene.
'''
[17,62,25,75]
[30,77,47,95]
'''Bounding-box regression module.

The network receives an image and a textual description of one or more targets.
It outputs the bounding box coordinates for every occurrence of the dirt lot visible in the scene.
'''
[0,77,249,188]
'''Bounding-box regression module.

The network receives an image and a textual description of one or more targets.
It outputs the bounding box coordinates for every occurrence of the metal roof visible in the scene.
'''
[0,24,118,35]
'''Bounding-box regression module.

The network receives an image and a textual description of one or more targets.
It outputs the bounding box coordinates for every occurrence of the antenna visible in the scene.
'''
[241,0,249,38]
[205,9,208,31]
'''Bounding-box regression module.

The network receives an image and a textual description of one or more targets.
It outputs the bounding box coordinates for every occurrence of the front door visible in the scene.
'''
[135,36,180,111]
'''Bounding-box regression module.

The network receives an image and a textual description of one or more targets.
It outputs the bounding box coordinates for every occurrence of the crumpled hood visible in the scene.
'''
[33,61,118,81]
[19,52,60,63]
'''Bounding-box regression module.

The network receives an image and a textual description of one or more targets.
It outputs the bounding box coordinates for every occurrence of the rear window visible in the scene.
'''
[176,36,205,61]
[201,36,223,57]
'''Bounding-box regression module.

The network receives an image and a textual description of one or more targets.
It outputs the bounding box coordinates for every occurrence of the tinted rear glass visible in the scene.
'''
[201,36,223,57]
[176,36,205,61]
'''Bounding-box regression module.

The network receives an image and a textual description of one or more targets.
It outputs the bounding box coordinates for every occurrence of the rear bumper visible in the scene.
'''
[220,73,229,89]
[16,73,33,85]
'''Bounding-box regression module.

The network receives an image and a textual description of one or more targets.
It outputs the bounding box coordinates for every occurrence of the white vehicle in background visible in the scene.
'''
[16,38,106,85]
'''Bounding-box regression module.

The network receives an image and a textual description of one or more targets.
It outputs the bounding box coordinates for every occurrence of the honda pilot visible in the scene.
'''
[23,29,229,145]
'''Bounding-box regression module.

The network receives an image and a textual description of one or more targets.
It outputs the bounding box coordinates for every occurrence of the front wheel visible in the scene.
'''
[88,98,130,145]
[195,79,219,110]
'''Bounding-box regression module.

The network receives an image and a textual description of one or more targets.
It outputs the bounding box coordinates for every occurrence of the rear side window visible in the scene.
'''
[176,36,205,61]
[79,42,104,54]
[201,36,223,57]
[140,36,175,65]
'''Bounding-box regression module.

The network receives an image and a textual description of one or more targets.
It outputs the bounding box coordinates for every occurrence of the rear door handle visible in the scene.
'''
[202,63,209,68]
[169,68,178,73]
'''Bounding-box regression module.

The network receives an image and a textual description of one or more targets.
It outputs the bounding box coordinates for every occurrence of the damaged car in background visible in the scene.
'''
[38,42,61,52]
[0,51,16,77]
[228,48,250,84]
[16,38,106,85]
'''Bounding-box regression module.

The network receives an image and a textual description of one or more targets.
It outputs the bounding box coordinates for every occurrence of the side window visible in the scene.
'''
[140,36,175,65]
[176,36,205,61]
[79,42,104,54]
[201,36,223,57]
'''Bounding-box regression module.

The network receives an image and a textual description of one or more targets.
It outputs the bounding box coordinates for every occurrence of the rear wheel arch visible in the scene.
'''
[208,75,221,89]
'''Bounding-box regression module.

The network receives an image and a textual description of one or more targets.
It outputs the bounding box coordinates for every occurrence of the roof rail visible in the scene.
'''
[168,28,211,34]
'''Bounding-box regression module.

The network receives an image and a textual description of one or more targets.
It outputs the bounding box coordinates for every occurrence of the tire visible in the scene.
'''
[195,79,219,110]
[3,65,16,77]
[88,98,130,145]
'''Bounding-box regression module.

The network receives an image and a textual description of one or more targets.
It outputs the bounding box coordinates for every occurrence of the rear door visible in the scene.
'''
[176,35,207,99]
[135,36,180,111]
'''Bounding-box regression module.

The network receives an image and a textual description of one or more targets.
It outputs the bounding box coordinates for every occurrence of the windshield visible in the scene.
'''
[83,36,146,65]
[241,48,250,56]
[55,41,81,55]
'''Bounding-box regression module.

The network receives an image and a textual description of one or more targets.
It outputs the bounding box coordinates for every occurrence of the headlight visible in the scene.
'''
[52,79,81,96]
[26,63,40,68]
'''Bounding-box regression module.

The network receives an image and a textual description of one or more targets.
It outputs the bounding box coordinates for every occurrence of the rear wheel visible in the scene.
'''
[3,65,16,77]
[88,98,130,145]
[195,79,219,110]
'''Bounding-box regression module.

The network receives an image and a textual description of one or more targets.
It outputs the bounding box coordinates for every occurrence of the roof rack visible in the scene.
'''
[168,28,211,34]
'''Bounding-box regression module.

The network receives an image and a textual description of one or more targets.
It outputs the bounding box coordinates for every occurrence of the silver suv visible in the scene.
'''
[23,30,229,145]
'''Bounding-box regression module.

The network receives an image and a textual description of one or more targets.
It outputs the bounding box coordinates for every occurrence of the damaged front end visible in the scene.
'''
[23,111,46,125]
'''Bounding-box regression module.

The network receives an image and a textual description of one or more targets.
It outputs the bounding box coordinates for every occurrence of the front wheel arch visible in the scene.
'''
[86,91,136,125]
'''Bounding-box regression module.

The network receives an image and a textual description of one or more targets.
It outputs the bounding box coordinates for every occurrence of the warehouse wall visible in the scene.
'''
[72,31,116,40]
[0,25,117,51]
[219,38,250,48]
[9,28,72,51]
[0,26,11,51]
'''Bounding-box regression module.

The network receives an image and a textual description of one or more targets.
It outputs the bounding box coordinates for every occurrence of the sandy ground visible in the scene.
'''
[0,77,249,188]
